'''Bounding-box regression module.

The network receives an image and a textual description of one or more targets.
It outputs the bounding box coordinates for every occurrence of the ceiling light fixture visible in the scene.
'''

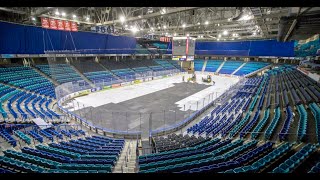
[160,8,166,14]
[223,30,228,35]
[205,21,209,25]
[131,26,138,33]
[120,16,126,23]
[239,14,253,21]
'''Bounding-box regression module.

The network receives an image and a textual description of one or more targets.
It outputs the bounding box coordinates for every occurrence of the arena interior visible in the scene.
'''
[0,7,320,174]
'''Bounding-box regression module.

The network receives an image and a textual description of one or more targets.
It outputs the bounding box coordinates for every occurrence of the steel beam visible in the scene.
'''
[98,7,200,25]
[0,7,27,15]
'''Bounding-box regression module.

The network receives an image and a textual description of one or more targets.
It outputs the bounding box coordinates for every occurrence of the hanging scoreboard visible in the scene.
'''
[172,36,195,61]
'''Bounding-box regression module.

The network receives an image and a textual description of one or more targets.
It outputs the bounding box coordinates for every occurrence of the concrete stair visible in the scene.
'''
[31,66,60,86]
[201,60,208,72]
[216,61,226,73]
[231,62,247,75]
[113,140,137,173]
[69,64,95,87]
[97,62,123,82]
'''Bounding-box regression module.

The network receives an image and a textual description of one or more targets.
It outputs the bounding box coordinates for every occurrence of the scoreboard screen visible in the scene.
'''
[172,37,195,61]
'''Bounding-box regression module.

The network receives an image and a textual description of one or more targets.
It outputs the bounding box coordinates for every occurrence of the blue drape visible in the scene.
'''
[167,40,294,57]
[0,21,294,56]
[0,21,136,54]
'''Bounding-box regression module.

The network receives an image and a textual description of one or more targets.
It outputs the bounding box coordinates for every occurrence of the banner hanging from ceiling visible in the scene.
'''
[160,36,171,42]
[41,17,78,32]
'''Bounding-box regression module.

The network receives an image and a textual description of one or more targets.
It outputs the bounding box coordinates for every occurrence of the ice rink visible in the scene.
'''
[64,73,239,132]
[68,73,239,111]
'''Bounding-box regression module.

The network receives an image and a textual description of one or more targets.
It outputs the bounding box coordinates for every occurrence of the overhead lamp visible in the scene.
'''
[174,33,177,36]
[205,21,209,25]
[125,24,128,27]
[151,27,154,30]
[197,22,200,25]
[158,26,160,29]
[31,17,36,21]
[160,8,166,14]
[186,33,189,36]
[182,24,186,28]
[120,16,126,23]
[239,14,253,21]
[72,14,77,19]
[163,25,167,29]
[217,39,220,41]
[228,18,232,22]
[231,38,235,40]
[55,10,60,16]
[131,26,138,33]
[218,34,222,38]
[253,32,256,36]
[138,15,142,18]
[61,12,66,17]
[86,16,90,21]
[223,30,228,35]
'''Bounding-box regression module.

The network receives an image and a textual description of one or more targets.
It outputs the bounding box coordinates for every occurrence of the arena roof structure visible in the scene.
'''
[0,7,319,41]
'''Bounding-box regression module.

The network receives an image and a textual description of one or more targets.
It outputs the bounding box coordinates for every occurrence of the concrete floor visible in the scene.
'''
[73,82,209,133]
[66,74,239,135]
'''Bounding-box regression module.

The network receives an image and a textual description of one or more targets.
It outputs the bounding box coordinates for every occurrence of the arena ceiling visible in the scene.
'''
[0,7,319,42]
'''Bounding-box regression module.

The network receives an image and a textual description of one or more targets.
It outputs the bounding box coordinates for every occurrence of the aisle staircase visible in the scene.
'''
[97,62,124,82]
[69,64,95,87]
[201,60,208,73]
[231,62,247,75]
[113,140,138,173]
[31,66,60,86]
[216,61,226,73]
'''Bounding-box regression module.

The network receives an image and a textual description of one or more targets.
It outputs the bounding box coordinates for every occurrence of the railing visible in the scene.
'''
[56,70,187,138]
[56,70,245,138]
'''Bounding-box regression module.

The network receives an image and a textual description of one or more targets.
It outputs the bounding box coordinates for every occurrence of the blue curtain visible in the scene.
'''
[0,21,136,54]
[0,21,294,56]
[166,39,294,57]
